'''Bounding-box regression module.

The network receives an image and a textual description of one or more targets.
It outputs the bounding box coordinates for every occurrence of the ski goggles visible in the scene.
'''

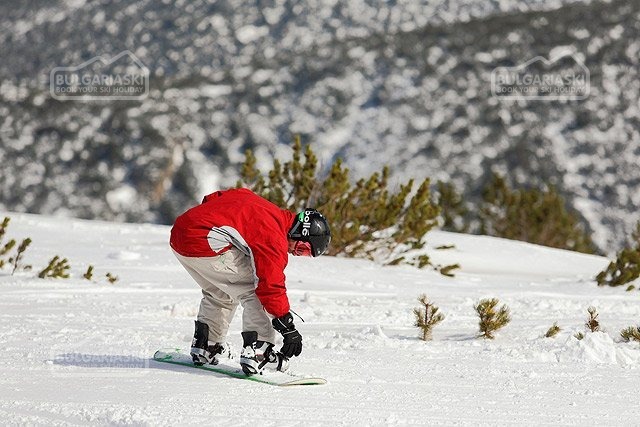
[291,240,313,257]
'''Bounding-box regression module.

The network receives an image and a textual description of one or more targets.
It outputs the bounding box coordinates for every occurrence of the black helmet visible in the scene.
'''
[288,208,331,257]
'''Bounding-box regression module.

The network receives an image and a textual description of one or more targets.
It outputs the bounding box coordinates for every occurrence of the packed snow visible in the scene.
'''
[1,212,639,425]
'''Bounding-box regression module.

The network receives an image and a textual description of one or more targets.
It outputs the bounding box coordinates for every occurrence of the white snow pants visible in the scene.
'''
[173,248,275,344]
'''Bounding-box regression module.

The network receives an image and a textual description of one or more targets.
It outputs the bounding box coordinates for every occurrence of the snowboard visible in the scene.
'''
[153,348,327,387]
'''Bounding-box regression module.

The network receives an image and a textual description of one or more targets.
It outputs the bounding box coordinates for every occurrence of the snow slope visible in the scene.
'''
[1,212,639,426]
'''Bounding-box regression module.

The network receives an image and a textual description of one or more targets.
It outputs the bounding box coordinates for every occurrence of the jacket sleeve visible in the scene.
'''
[250,240,290,318]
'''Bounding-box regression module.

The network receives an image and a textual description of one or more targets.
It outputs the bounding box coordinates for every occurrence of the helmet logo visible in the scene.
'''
[301,210,313,237]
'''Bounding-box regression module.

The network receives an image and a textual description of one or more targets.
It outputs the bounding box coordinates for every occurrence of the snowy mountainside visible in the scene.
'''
[0,0,639,253]
[1,212,639,425]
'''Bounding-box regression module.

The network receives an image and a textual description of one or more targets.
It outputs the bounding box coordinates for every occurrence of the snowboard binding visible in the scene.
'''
[240,331,289,376]
[190,320,232,366]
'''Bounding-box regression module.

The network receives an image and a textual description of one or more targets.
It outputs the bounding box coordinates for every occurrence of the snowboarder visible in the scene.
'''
[169,188,331,375]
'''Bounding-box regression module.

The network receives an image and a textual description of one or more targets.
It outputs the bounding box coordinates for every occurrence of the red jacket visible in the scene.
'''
[170,188,295,317]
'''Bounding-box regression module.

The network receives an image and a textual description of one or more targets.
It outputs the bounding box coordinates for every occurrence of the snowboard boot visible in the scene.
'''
[190,320,232,366]
[240,331,289,376]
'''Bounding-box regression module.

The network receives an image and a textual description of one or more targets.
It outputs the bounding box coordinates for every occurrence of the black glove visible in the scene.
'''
[272,312,303,358]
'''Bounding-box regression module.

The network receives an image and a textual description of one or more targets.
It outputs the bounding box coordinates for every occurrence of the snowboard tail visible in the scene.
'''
[153,348,326,387]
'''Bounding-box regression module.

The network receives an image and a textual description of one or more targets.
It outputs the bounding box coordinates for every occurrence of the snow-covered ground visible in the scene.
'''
[1,212,639,425]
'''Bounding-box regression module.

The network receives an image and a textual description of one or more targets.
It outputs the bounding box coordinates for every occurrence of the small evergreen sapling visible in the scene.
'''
[475,298,511,339]
[438,264,461,277]
[10,238,32,275]
[435,244,456,250]
[388,255,459,278]
[595,221,640,287]
[38,256,70,279]
[585,306,601,333]
[0,217,16,268]
[545,322,561,338]
[413,294,445,341]
[83,265,94,280]
[0,217,10,243]
[106,272,119,284]
[595,248,640,287]
[0,218,33,273]
[0,239,16,257]
[416,255,431,269]
[620,326,640,343]
[0,240,16,269]
[573,306,602,339]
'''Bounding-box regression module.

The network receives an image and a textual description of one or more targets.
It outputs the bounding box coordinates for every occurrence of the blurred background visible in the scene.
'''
[0,0,637,254]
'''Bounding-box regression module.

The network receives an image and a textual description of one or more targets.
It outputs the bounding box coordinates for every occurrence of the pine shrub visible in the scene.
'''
[435,244,455,250]
[10,238,32,275]
[38,256,70,279]
[0,217,16,268]
[413,294,445,341]
[545,322,561,338]
[596,221,640,288]
[415,255,431,269]
[106,272,119,284]
[475,298,511,339]
[479,174,595,254]
[0,217,33,273]
[620,326,640,343]
[237,136,440,258]
[0,239,16,258]
[438,264,461,277]
[0,217,10,243]
[387,254,460,277]
[596,248,640,287]
[585,306,601,333]
[83,265,94,280]
[436,180,470,233]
